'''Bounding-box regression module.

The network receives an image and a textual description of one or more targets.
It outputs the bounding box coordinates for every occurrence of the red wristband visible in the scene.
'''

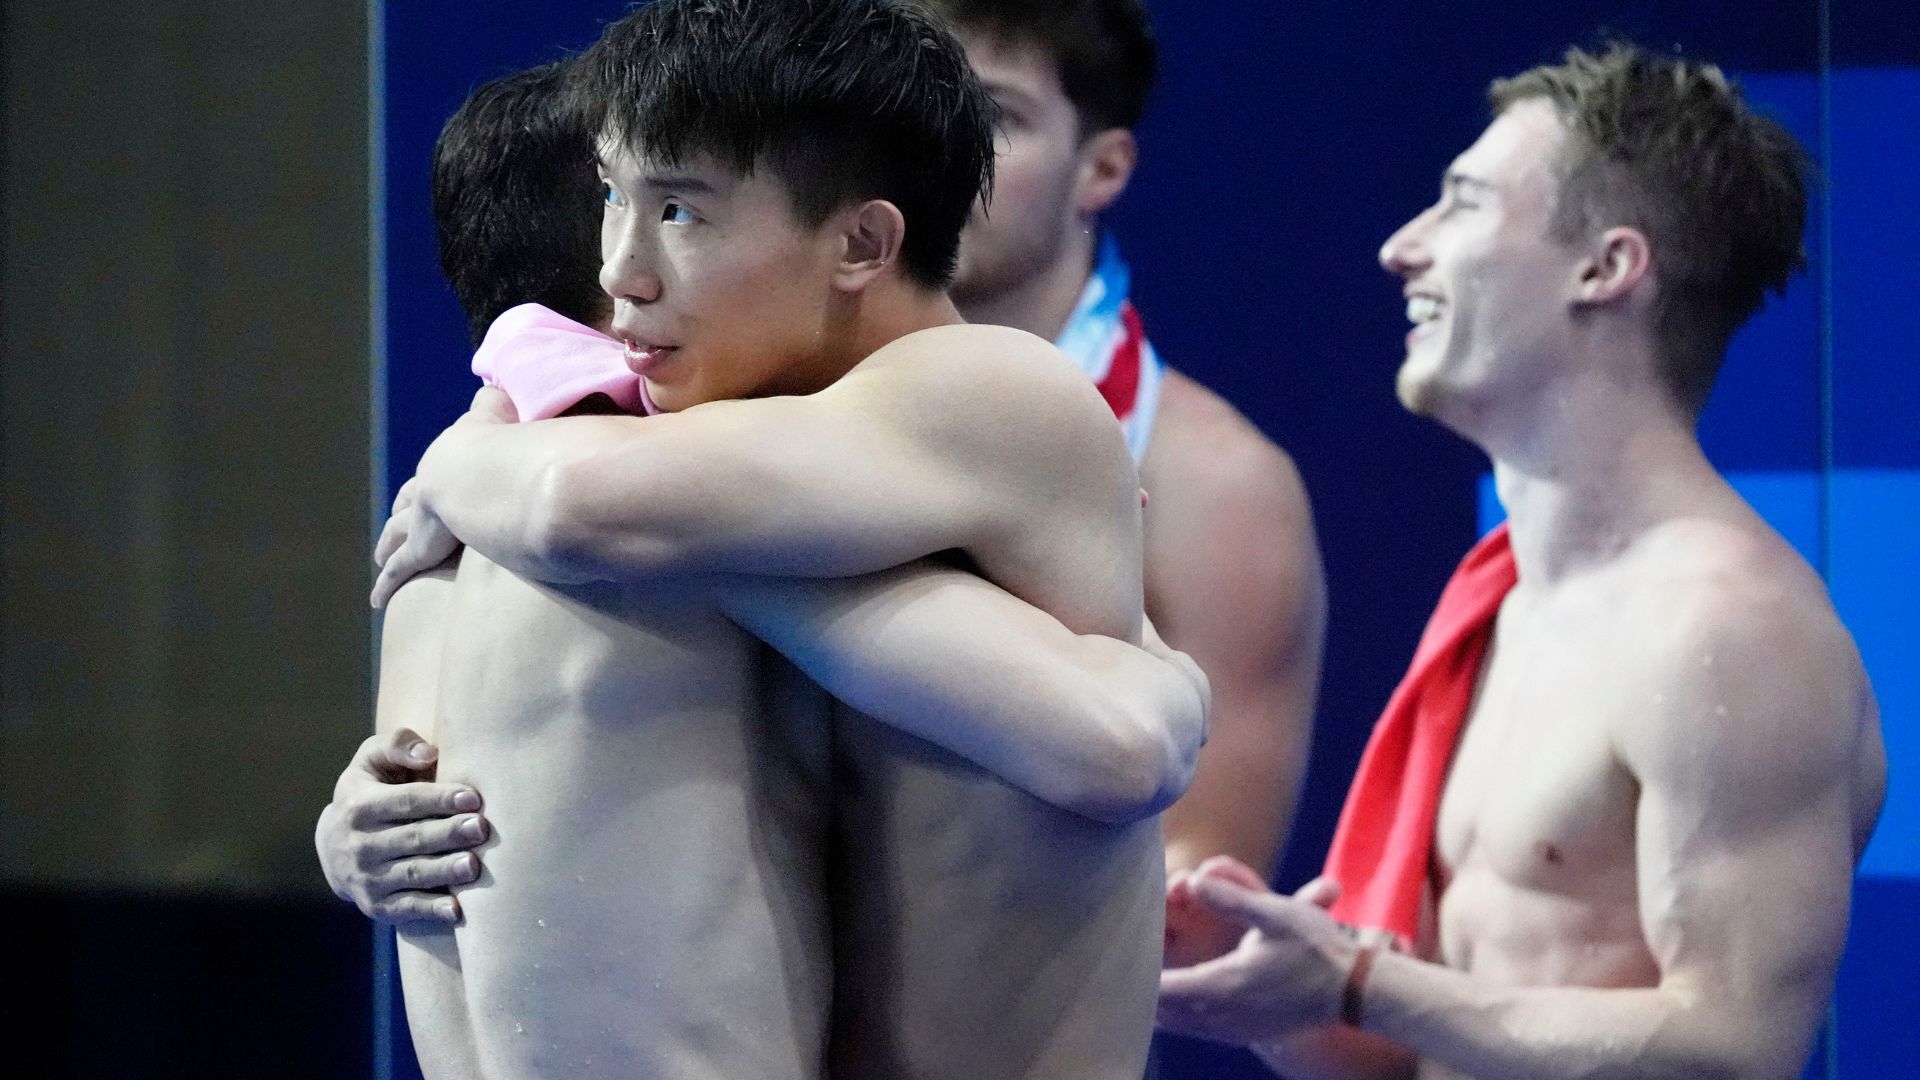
[1340,943,1379,1028]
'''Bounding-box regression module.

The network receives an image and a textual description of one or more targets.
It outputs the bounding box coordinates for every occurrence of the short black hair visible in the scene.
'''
[924,0,1157,134]
[430,60,609,346]
[577,0,994,290]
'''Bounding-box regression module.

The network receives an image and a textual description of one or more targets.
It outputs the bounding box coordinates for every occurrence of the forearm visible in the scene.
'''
[1358,951,1777,1080]
[719,565,1205,823]
[417,389,1003,586]
[413,417,627,583]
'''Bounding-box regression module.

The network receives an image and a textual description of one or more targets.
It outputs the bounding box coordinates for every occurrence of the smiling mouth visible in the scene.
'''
[1406,295,1444,326]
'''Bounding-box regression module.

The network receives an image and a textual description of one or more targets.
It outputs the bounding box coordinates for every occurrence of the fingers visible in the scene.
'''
[356,728,437,774]
[1193,854,1268,892]
[356,812,490,866]
[373,514,461,609]
[1293,875,1343,909]
[471,386,518,423]
[370,848,484,895]
[371,530,434,609]
[373,511,408,570]
[372,479,419,570]
[1189,872,1290,935]
[345,780,483,829]
[1166,867,1192,899]
[369,888,464,926]
[371,555,406,609]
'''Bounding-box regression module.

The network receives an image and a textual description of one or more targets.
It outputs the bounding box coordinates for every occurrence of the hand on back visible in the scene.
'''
[315,727,490,924]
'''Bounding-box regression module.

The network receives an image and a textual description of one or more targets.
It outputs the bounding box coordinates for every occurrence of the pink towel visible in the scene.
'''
[471,303,658,419]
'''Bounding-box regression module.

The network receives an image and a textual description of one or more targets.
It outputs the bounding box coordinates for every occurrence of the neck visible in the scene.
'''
[1478,355,1722,587]
[956,220,1099,340]
[812,276,964,384]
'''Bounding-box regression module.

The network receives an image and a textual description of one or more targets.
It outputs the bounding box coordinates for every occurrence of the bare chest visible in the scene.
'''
[1433,617,1643,930]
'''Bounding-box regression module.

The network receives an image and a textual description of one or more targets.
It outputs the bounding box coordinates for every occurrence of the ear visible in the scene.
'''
[832,199,906,293]
[1575,226,1652,308]
[1074,127,1137,217]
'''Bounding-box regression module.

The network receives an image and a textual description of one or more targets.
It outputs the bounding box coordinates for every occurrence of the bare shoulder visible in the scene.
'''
[1140,370,1323,651]
[1144,369,1313,530]
[858,323,1104,407]
[1607,517,1879,818]
[1618,515,1856,683]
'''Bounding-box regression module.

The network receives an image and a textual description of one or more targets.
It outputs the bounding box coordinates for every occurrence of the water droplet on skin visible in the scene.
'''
[514,1022,524,1034]
[537,918,547,928]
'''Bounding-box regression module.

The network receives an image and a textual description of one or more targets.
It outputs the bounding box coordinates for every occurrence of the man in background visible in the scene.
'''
[926,0,1325,911]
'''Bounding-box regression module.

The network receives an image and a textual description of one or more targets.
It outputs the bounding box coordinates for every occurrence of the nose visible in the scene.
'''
[600,216,663,309]
[1378,205,1435,278]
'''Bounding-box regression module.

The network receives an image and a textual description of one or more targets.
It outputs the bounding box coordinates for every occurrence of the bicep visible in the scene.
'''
[1625,615,1863,1067]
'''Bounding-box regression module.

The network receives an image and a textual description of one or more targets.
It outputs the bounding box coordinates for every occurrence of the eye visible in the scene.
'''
[661,201,696,225]
[601,181,625,209]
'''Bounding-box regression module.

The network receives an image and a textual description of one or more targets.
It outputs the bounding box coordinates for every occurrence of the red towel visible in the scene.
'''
[1323,524,1517,947]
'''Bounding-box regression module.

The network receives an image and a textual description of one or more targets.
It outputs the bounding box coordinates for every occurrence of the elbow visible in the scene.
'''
[527,455,681,580]
[1065,684,1206,826]
[522,458,600,578]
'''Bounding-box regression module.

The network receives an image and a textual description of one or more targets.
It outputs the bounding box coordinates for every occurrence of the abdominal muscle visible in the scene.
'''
[397,556,831,1080]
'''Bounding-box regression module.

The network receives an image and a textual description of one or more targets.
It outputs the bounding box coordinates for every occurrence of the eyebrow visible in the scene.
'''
[1444,171,1496,194]
[590,154,720,196]
[638,172,719,195]
[979,78,1039,110]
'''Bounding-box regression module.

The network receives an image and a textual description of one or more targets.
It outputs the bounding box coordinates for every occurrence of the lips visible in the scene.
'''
[621,338,678,376]
[1402,291,1445,348]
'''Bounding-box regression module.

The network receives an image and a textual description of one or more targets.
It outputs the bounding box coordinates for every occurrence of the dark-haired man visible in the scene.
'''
[923,0,1326,918]
[1157,44,1885,1080]
[352,4,1202,1077]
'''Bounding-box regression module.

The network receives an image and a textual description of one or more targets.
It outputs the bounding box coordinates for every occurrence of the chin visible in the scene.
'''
[1395,358,1440,416]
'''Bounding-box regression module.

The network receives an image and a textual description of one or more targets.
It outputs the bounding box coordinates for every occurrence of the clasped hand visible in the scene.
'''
[1158,855,1361,1046]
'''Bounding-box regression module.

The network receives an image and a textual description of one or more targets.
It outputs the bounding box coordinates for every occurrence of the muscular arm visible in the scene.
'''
[1350,595,1869,1080]
[403,325,1134,592]
[1168,587,1879,1080]
[1143,373,1323,876]
[719,562,1208,824]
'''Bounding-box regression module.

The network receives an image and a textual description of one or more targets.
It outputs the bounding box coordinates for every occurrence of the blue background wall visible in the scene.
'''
[377,2,1915,1076]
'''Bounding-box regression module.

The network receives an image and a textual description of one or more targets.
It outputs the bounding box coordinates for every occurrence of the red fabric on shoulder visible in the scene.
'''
[1323,523,1517,947]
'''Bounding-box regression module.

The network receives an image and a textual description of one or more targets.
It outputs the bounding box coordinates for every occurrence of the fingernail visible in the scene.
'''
[452,789,480,811]
[459,817,485,842]
[438,898,459,920]
[408,742,436,764]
